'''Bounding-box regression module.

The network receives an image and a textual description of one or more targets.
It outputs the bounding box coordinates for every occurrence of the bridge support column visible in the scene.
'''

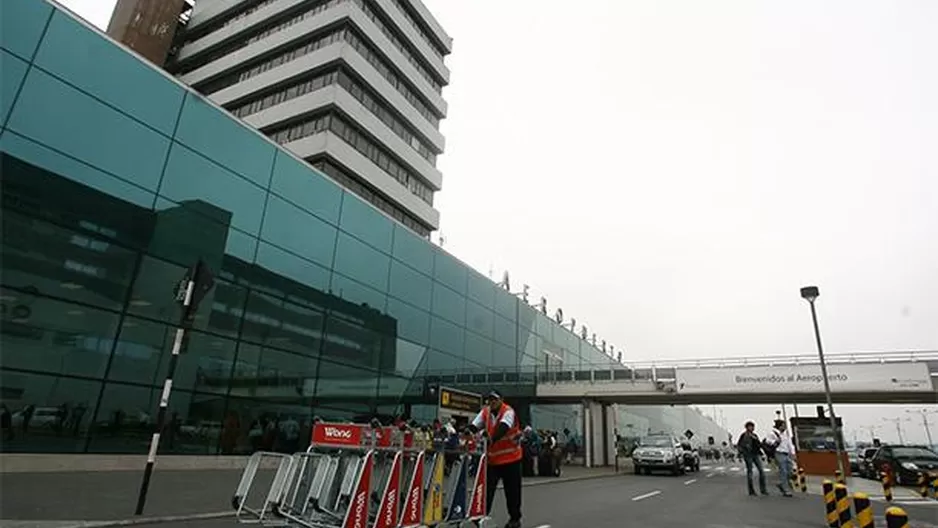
[583,400,615,467]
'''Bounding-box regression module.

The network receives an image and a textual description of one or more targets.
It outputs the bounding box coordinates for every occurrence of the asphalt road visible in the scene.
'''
[152,463,937,528]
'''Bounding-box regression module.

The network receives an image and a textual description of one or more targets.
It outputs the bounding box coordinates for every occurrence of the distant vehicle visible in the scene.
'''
[870,445,938,485]
[632,434,684,476]
[849,451,860,472]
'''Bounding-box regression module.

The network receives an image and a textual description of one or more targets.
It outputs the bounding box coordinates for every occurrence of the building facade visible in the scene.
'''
[0,1,620,456]
[164,0,451,237]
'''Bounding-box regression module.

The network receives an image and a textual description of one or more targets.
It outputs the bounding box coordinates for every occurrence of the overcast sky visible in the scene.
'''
[58,0,936,443]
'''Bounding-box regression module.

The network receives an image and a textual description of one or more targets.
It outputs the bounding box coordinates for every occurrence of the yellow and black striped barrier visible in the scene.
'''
[932,476,938,499]
[798,466,807,493]
[885,506,909,528]
[834,483,855,528]
[853,492,874,528]
[880,471,893,502]
[835,469,846,485]
[918,473,929,498]
[822,479,839,528]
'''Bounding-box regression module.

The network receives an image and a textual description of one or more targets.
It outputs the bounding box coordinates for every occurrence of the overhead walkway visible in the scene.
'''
[534,350,938,405]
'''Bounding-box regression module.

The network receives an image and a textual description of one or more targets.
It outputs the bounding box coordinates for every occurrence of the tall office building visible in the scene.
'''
[165,0,452,237]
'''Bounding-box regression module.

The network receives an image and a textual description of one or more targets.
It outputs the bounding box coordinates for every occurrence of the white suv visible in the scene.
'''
[632,434,685,475]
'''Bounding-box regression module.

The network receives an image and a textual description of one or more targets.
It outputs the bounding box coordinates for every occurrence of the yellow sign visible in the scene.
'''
[439,388,482,413]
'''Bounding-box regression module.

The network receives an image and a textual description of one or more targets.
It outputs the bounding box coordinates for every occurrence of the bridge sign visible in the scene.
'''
[684,429,694,440]
[675,362,931,394]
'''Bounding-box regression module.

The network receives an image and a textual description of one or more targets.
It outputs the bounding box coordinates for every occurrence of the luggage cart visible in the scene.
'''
[233,421,490,528]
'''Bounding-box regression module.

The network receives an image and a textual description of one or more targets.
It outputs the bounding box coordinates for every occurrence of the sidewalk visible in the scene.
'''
[0,463,623,527]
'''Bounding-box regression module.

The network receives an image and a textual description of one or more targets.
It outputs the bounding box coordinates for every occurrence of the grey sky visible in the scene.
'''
[57,0,937,443]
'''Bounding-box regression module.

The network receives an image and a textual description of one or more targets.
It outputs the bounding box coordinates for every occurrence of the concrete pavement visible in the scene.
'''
[4,461,936,528]
[95,465,938,528]
[0,463,621,527]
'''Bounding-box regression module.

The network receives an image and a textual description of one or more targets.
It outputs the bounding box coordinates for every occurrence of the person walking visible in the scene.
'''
[468,391,523,528]
[736,421,768,496]
[766,419,795,497]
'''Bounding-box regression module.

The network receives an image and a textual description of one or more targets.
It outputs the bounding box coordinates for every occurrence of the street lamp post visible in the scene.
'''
[905,409,937,448]
[799,286,845,478]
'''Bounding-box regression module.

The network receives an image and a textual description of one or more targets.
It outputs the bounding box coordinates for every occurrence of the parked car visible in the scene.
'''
[849,451,860,473]
[870,445,938,486]
[632,434,684,475]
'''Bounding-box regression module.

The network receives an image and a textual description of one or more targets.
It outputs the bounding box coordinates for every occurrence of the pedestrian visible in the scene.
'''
[765,419,795,497]
[467,391,523,528]
[736,421,768,496]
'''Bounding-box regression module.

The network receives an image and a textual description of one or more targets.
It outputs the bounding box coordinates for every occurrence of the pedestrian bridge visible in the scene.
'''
[532,350,938,405]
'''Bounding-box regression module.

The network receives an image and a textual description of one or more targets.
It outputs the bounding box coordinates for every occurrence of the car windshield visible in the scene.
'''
[641,436,673,447]
[863,448,878,458]
[894,447,938,460]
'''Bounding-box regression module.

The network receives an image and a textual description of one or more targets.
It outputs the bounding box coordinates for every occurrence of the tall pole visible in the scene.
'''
[906,409,936,448]
[882,418,905,444]
[134,261,213,516]
[807,299,845,478]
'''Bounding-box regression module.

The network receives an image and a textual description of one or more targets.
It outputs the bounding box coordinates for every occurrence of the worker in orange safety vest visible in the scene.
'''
[467,391,523,528]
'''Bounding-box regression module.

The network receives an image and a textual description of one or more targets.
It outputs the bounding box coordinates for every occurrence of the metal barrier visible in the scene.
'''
[879,471,893,502]
[852,492,874,528]
[233,421,490,528]
[822,480,838,528]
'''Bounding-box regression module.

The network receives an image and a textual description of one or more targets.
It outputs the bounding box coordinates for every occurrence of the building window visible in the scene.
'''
[265,111,434,206]
[309,158,431,237]
[177,0,444,94]
[196,26,441,129]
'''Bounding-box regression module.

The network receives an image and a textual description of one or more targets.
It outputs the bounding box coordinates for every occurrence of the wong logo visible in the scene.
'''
[352,490,367,528]
[473,482,484,513]
[325,427,352,439]
[408,484,421,520]
[381,488,397,526]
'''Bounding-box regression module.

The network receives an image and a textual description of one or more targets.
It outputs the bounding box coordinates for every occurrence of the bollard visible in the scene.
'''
[836,469,846,485]
[918,473,929,498]
[798,467,807,493]
[853,492,874,528]
[822,480,839,528]
[835,483,855,528]
[885,506,909,528]
[932,476,938,500]
[880,471,894,502]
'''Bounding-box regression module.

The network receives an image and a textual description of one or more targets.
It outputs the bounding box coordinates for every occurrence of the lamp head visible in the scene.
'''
[800,286,819,302]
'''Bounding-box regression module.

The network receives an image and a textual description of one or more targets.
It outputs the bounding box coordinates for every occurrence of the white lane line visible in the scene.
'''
[631,490,662,501]
[684,479,697,485]
[730,467,741,472]
[533,525,552,528]
[706,473,716,478]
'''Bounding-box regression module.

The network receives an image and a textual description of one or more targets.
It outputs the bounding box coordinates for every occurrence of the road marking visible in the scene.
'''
[533,525,552,528]
[632,490,662,501]
[730,467,741,472]
[684,479,697,485]
[706,473,716,478]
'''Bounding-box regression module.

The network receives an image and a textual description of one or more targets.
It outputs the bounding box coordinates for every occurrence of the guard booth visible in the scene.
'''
[791,415,849,476]
[438,387,482,429]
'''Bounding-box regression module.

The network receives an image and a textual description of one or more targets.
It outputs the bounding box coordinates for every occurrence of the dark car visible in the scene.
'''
[870,445,938,486]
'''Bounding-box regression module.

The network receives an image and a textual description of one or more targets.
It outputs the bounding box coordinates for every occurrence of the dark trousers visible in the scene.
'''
[486,460,522,523]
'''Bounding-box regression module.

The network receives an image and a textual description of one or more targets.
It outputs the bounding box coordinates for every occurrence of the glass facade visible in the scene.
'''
[0,1,616,455]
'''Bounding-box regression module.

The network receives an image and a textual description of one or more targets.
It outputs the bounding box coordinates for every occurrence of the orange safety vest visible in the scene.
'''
[482,403,523,466]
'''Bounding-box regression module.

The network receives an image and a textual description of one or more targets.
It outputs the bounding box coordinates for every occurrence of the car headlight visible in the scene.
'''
[900,462,919,471]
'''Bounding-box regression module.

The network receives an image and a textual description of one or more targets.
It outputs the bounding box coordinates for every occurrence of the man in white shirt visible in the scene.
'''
[766,419,796,497]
